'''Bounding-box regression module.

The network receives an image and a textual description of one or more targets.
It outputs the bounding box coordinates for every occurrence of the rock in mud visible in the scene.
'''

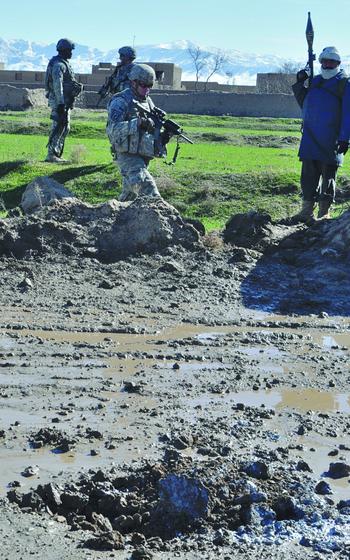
[273,496,304,520]
[21,465,39,477]
[18,277,33,291]
[327,462,350,479]
[315,481,333,495]
[123,381,143,394]
[242,460,271,480]
[157,474,209,521]
[29,427,76,452]
[21,176,75,214]
[131,547,153,560]
[36,483,62,511]
[83,530,125,551]
[223,211,274,250]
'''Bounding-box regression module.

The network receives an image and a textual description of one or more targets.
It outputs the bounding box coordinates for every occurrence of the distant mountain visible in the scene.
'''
[1,37,349,85]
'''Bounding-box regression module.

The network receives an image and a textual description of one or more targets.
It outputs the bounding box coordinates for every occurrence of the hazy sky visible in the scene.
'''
[3,0,350,59]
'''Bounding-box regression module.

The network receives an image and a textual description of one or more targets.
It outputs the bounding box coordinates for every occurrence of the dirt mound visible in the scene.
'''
[241,210,350,315]
[8,441,349,554]
[223,210,299,251]
[0,197,201,261]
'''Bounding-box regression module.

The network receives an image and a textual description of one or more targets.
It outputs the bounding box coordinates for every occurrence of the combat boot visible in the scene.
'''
[45,154,68,164]
[317,200,332,220]
[288,200,316,225]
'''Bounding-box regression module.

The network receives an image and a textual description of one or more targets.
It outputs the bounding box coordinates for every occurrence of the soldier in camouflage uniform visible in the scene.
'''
[98,47,136,103]
[45,38,83,163]
[107,64,165,201]
[110,46,137,93]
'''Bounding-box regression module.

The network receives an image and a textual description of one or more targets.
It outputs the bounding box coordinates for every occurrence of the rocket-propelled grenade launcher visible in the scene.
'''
[305,11,315,86]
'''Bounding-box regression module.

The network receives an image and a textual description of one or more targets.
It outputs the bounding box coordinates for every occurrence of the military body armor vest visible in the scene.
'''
[45,56,82,106]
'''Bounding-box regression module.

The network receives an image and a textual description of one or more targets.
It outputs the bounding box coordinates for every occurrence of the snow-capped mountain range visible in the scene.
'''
[1,38,349,85]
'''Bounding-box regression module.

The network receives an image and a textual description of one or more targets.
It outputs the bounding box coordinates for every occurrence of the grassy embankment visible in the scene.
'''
[1,108,350,229]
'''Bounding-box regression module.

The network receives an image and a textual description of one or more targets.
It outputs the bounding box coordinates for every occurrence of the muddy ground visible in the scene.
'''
[0,200,349,559]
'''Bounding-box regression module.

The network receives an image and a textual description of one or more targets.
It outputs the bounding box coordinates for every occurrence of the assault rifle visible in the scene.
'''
[96,64,122,107]
[134,101,193,164]
[305,12,315,86]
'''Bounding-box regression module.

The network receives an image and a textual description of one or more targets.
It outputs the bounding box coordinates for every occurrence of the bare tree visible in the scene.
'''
[225,71,235,85]
[276,61,302,74]
[204,49,228,90]
[187,44,208,90]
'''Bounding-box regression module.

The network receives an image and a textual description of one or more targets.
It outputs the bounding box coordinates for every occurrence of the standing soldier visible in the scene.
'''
[45,38,83,163]
[292,46,350,222]
[97,46,136,103]
[111,46,137,93]
[106,64,166,201]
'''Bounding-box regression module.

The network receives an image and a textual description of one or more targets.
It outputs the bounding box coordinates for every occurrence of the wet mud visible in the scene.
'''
[0,208,350,558]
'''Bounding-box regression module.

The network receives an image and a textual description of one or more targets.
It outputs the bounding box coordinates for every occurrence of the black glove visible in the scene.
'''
[57,104,66,116]
[337,140,349,155]
[161,131,171,145]
[139,117,155,133]
[296,69,309,83]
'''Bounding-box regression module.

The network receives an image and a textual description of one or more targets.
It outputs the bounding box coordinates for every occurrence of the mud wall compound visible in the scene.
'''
[84,90,301,118]
[0,86,302,118]
[150,92,301,118]
[0,84,47,110]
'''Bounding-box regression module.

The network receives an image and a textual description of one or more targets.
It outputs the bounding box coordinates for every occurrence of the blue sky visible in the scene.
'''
[3,0,350,59]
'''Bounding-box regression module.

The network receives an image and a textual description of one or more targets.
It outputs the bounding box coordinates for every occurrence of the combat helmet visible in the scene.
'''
[129,64,155,85]
[56,38,75,52]
[118,46,136,59]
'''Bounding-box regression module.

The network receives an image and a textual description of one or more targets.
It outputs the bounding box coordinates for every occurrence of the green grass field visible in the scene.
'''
[1,108,350,230]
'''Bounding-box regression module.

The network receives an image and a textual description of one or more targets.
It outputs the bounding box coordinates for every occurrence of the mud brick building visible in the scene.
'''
[0,61,182,91]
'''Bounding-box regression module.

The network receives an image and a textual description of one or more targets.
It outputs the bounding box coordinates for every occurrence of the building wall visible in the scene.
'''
[0,61,183,91]
[182,81,256,93]
[256,73,295,94]
[147,91,301,118]
[84,89,301,118]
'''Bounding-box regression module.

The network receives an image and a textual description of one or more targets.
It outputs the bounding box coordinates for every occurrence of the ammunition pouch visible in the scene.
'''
[107,117,155,158]
[63,80,83,107]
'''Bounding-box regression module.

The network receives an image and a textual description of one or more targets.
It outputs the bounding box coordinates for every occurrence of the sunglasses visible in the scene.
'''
[138,81,153,88]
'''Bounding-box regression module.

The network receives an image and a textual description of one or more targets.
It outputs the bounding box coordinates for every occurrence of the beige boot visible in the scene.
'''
[289,200,316,224]
[317,200,331,219]
[44,154,68,163]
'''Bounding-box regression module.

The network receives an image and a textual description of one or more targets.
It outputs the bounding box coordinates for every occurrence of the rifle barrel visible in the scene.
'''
[179,133,194,144]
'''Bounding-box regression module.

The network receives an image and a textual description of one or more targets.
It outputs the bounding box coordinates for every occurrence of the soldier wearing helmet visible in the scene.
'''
[44,38,83,163]
[106,63,165,201]
[98,46,137,101]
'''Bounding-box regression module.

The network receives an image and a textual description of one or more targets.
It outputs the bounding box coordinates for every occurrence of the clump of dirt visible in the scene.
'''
[223,210,299,251]
[29,427,77,453]
[7,434,350,554]
[0,196,201,261]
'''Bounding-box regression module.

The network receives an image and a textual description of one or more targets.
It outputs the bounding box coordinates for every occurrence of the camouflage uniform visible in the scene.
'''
[45,52,82,159]
[110,62,136,94]
[107,72,161,201]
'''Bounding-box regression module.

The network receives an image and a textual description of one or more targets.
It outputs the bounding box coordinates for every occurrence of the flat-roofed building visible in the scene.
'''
[0,61,183,91]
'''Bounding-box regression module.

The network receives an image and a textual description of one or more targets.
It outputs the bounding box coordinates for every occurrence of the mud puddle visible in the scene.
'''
[1,317,350,557]
[184,387,350,415]
[0,443,149,496]
[3,319,350,348]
